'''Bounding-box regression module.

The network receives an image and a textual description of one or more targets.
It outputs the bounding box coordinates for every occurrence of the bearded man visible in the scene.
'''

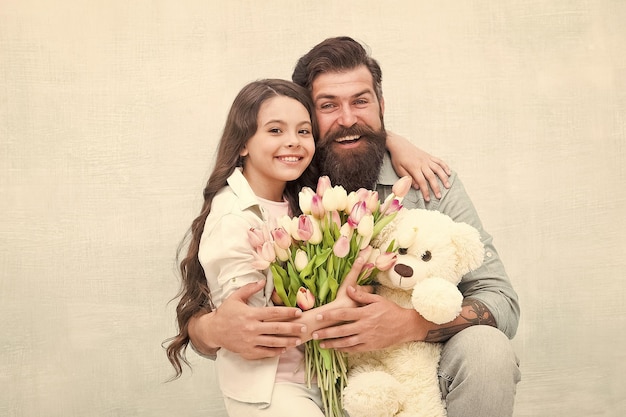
[187,36,521,417]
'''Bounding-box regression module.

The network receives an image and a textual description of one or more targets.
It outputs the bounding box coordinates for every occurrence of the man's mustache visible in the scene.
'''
[322,125,381,144]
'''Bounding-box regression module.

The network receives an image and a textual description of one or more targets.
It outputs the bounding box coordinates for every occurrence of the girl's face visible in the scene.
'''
[240,96,315,201]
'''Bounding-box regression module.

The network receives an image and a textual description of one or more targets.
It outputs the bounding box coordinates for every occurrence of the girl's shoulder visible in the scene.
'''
[204,186,263,234]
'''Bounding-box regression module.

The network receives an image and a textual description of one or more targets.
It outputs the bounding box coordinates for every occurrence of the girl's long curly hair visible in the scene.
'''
[165,79,318,378]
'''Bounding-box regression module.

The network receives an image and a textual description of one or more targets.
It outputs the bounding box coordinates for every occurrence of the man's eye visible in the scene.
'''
[320,103,335,110]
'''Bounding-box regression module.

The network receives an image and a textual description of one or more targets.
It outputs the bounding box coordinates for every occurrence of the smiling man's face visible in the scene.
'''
[311,65,387,191]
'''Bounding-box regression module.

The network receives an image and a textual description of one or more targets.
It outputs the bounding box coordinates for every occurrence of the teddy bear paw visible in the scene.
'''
[343,371,404,417]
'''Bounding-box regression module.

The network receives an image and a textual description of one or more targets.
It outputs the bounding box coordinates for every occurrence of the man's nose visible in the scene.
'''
[337,106,357,127]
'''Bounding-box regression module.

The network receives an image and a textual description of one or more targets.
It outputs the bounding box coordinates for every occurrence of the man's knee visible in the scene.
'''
[439,326,521,417]
[440,326,520,380]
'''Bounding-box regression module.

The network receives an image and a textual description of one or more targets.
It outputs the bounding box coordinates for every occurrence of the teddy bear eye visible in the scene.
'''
[421,251,432,262]
[399,248,408,255]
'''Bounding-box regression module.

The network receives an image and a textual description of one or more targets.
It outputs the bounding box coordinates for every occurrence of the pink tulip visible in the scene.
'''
[316,176,332,197]
[375,251,398,271]
[271,227,292,250]
[258,241,276,263]
[251,242,275,270]
[392,176,412,198]
[247,227,266,248]
[333,235,350,258]
[296,287,315,310]
[296,215,313,241]
[348,201,368,227]
[383,199,403,216]
[310,194,325,219]
[356,188,370,201]
[365,190,380,213]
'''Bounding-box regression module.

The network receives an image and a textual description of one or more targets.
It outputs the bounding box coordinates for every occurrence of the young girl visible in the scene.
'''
[168,79,342,416]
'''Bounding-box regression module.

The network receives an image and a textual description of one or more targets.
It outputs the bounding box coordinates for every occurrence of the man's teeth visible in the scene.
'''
[335,135,360,143]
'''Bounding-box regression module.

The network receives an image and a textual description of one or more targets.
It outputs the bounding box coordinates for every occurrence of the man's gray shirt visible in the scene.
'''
[377,153,520,338]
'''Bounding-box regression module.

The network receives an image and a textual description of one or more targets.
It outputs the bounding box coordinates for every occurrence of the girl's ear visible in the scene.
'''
[239,146,248,157]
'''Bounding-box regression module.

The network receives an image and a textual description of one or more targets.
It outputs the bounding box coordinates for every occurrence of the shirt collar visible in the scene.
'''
[227,168,261,212]
[377,152,399,186]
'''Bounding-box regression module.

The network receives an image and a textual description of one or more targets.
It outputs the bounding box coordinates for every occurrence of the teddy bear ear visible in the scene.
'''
[450,222,485,275]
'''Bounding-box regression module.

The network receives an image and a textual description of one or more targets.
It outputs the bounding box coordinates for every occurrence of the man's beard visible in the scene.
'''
[316,124,387,193]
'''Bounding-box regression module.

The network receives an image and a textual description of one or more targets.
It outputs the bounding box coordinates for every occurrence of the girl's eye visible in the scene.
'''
[299,129,311,135]
[269,128,282,134]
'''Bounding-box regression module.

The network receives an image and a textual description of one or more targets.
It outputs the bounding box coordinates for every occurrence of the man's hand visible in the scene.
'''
[312,286,427,353]
[188,280,306,360]
[386,131,451,202]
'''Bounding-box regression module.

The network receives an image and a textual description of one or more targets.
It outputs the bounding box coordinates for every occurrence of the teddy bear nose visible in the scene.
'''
[394,264,413,278]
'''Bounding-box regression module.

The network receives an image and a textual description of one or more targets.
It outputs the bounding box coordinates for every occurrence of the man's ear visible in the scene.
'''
[380,96,385,115]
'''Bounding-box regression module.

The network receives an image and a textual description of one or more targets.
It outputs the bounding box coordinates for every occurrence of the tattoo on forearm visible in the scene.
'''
[424,299,497,343]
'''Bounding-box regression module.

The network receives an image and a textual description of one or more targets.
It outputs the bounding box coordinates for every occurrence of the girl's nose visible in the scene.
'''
[286,132,301,148]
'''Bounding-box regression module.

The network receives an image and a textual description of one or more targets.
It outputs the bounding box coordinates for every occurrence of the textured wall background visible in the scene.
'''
[1,1,625,416]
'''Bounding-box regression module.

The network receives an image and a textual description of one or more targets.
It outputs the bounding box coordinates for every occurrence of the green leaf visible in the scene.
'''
[287,262,300,287]
[323,226,334,247]
[301,272,317,297]
[299,256,316,279]
[327,275,339,301]
[372,211,398,237]
[314,247,333,268]
[271,265,291,307]
[318,268,329,302]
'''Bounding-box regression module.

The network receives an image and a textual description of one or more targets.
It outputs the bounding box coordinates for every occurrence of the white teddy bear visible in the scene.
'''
[342,208,485,417]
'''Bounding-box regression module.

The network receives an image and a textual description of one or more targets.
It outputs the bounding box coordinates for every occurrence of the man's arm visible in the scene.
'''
[188,280,306,360]
[312,288,497,352]
[188,257,366,358]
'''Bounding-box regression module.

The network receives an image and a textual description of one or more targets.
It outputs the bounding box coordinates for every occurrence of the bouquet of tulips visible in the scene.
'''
[248,175,412,417]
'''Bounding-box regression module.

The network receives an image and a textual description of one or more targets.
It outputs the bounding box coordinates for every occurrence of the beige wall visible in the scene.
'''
[1,1,625,416]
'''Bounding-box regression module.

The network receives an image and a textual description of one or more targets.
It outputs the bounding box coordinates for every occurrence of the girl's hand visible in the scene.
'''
[386,131,451,202]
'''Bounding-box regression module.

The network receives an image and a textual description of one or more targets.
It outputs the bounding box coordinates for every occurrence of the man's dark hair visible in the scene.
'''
[292,36,383,101]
